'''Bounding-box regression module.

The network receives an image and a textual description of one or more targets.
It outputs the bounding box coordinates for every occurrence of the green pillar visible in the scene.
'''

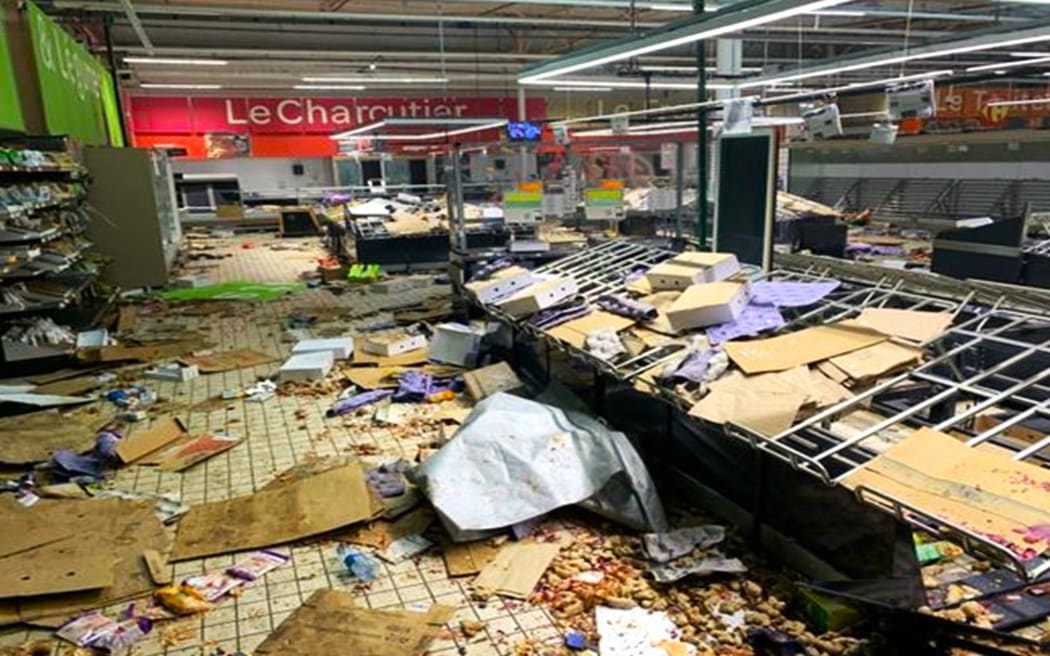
[694,0,708,247]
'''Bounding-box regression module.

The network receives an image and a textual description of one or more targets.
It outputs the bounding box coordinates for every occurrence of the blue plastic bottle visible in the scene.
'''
[337,545,378,581]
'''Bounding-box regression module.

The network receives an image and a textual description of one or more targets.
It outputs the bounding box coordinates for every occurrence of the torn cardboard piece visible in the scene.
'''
[3,497,169,624]
[472,541,561,599]
[116,417,188,464]
[0,411,93,465]
[33,376,104,397]
[463,362,523,401]
[441,540,502,577]
[690,386,805,438]
[828,340,922,381]
[724,322,885,374]
[179,349,277,373]
[87,339,206,363]
[340,507,435,551]
[544,311,635,349]
[0,536,114,599]
[156,433,242,472]
[844,428,1050,557]
[255,589,453,656]
[172,462,376,561]
[855,307,953,344]
[353,347,430,367]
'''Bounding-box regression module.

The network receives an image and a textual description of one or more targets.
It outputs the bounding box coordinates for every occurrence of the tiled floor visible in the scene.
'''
[0,236,564,655]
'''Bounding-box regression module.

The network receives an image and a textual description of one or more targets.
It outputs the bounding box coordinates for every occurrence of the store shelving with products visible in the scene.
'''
[0,144,106,362]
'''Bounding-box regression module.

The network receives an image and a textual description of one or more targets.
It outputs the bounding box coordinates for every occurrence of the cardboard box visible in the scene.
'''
[465,266,537,304]
[319,265,349,282]
[645,252,740,290]
[292,337,355,360]
[278,351,334,382]
[360,333,428,357]
[464,362,524,400]
[429,323,484,367]
[497,276,578,317]
[665,282,747,331]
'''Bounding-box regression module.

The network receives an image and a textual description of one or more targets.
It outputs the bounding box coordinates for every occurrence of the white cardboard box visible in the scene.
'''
[291,337,355,360]
[465,266,537,304]
[665,282,748,332]
[360,332,428,356]
[429,323,485,367]
[497,276,578,318]
[645,252,741,290]
[278,351,334,382]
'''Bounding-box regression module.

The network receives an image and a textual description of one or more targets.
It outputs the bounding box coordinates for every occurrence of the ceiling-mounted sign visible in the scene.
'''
[552,125,571,145]
[610,115,629,135]
[660,143,677,170]
[27,1,116,145]
[887,79,936,120]
[0,17,24,133]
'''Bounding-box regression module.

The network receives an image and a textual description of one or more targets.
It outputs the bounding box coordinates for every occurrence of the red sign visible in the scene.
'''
[127,95,546,135]
[935,87,1050,127]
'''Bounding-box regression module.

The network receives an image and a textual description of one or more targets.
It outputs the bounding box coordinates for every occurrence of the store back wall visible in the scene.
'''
[172,157,334,192]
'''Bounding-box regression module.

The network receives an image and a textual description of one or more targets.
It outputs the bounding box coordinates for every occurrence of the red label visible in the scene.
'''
[127,95,546,135]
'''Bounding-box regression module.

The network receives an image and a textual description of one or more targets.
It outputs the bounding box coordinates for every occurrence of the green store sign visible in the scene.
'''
[0,12,25,132]
[27,1,122,145]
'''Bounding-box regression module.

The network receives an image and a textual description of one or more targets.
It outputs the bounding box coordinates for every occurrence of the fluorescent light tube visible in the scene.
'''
[140,83,223,89]
[967,55,1050,72]
[520,0,854,83]
[810,9,867,15]
[524,78,734,90]
[294,84,367,90]
[302,76,448,83]
[740,31,1050,89]
[124,57,228,66]
[759,69,953,102]
[554,86,613,91]
[986,97,1050,107]
[641,64,763,73]
[647,3,693,10]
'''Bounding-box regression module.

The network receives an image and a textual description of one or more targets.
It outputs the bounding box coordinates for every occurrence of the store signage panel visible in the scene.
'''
[503,191,543,224]
[0,16,24,132]
[26,1,110,144]
[584,188,625,222]
[128,95,547,135]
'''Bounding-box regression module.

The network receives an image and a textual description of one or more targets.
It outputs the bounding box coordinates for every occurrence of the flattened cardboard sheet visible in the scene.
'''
[156,433,242,472]
[544,311,635,349]
[340,507,435,550]
[724,322,885,374]
[0,536,113,599]
[0,410,93,465]
[179,349,277,373]
[844,428,1050,556]
[441,540,502,577]
[856,308,953,344]
[254,589,453,656]
[828,341,922,381]
[472,542,560,599]
[353,348,430,367]
[116,417,187,464]
[172,462,375,561]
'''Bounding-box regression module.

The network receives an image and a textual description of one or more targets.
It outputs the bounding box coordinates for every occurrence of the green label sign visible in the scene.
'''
[503,190,543,223]
[27,1,111,144]
[584,188,625,221]
[0,14,25,132]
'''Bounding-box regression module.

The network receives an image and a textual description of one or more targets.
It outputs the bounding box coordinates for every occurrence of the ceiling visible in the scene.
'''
[36,0,1050,114]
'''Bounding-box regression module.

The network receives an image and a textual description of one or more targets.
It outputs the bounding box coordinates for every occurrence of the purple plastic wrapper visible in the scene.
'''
[392,371,459,401]
[326,389,394,417]
[663,348,719,384]
[94,429,123,462]
[52,450,104,480]
[596,294,658,321]
[529,303,591,330]
[227,549,290,581]
[748,280,841,307]
[707,304,786,345]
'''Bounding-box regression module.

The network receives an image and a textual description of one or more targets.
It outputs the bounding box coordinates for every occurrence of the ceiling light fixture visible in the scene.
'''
[646,3,694,10]
[331,118,506,141]
[294,84,367,90]
[759,69,954,102]
[640,64,763,73]
[553,86,613,92]
[523,78,735,90]
[986,97,1050,107]
[967,55,1050,72]
[140,83,222,89]
[738,26,1050,89]
[1009,51,1050,57]
[809,8,867,16]
[519,0,855,83]
[124,57,228,66]
[302,76,448,83]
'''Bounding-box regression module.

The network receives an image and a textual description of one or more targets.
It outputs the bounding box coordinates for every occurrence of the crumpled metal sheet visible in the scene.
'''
[643,525,726,563]
[414,392,668,540]
[649,552,747,583]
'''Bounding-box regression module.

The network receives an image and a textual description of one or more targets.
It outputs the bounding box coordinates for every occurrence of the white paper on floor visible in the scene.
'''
[595,606,697,656]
